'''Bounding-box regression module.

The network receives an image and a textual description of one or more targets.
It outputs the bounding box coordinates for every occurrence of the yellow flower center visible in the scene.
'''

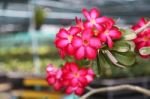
[68,35,73,43]
[90,19,96,24]
[143,36,149,41]
[74,73,79,78]
[83,40,89,46]
[104,30,109,35]
[93,29,99,36]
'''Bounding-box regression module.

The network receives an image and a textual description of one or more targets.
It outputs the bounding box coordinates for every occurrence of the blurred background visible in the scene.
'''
[0,0,150,99]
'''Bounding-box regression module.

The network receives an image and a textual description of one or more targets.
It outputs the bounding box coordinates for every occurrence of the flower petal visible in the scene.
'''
[109,27,121,39]
[55,39,68,48]
[84,21,93,28]
[57,28,68,38]
[107,36,114,48]
[98,33,107,42]
[86,75,94,83]
[71,78,79,86]
[96,17,106,23]
[82,29,92,40]
[75,87,84,95]
[85,46,97,59]
[54,82,62,91]
[70,63,78,72]
[67,44,75,55]
[89,38,101,49]
[69,26,81,35]
[79,77,87,86]
[75,46,85,60]
[47,77,55,85]
[65,87,74,94]
[137,42,146,50]
[94,23,103,30]
[79,69,87,76]
[96,17,114,28]
[138,18,147,27]
[72,36,82,48]
[82,8,91,20]
[59,49,66,59]
[90,8,100,19]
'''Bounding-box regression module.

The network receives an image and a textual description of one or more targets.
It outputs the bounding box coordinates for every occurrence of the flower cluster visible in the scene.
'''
[46,8,150,96]
[46,62,94,95]
[132,18,150,58]
[55,8,122,60]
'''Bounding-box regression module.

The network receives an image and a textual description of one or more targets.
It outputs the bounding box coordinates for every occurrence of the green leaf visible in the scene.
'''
[95,51,101,77]
[139,47,150,55]
[98,50,113,77]
[112,51,136,66]
[126,41,135,52]
[112,40,130,52]
[120,29,137,40]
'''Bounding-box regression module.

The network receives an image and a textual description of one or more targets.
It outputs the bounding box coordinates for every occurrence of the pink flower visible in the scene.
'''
[46,64,63,90]
[85,68,95,83]
[55,27,80,56]
[132,18,149,31]
[62,62,95,95]
[62,62,88,87]
[98,18,121,48]
[82,8,103,30]
[72,29,101,60]
[132,18,150,58]
[75,17,85,31]
[58,49,66,59]
[134,31,150,58]
[65,86,84,95]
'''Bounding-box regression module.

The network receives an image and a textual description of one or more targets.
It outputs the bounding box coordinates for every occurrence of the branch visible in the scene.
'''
[135,21,150,34]
[86,86,93,91]
[80,84,150,99]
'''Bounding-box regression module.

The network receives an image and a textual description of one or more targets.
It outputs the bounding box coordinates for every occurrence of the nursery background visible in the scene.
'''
[0,0,150,99]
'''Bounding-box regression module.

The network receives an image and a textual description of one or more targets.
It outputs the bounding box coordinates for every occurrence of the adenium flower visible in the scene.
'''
[55,27,80,56]
[82,8,103,30]
[132,18,149,31]
[132,18,150,58]
[75,17,85,31]
[62,62,95,95]
[46,62,95,96]
[46,64,63,90]
[65,85,84,95]
[98,17,122,48]
[72,29,101,60]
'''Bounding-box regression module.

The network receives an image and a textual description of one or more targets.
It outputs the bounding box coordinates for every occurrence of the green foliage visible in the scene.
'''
[34,6,46,30]
[0,46,64,74]
[139,47,150,55]
[120,29,137,40]
[111,40,130,52]
[112,51,136,66]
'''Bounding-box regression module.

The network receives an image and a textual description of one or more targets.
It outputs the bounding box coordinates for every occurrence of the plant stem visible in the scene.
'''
[96,50,101,77]
[80,84,150,99]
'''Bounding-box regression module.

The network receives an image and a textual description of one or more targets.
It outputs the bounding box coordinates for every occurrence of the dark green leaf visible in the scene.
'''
[112,40,130,52]
[112,51,136,66]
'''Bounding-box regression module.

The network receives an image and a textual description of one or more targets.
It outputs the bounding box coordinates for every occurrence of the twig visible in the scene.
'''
[86,86,93,91]
[80,84,150,99]
[135,21,150,34]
